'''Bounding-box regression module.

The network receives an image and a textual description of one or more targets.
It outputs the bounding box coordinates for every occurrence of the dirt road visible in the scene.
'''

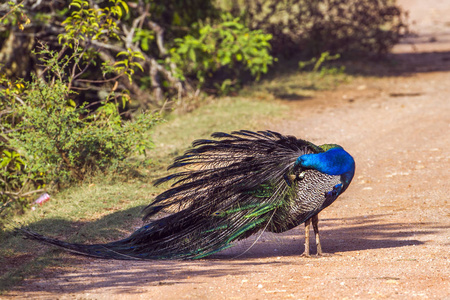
[5,1,450,299]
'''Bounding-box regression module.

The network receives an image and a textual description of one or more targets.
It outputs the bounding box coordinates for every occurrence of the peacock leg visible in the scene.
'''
[312,214,323,256]
[301,218,311,256]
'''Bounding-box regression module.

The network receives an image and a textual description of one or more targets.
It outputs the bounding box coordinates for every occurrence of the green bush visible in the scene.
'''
[235,0,406,57]
[170,14,274,94]
[0,148,32,217]
[0,0,160,221]
[0,76,159,222]
[9,79,158,184]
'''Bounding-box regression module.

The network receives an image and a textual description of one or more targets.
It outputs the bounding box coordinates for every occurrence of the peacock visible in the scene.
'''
[20,130,355,259]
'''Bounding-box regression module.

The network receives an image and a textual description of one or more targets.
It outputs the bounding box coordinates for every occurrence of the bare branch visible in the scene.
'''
[76,74,123,84]
[0,109,13,117]
[90,40,124,52]
[147,20,167,56]
[30,0,43,10]
[0,189,45,197]
[122,14,147,49]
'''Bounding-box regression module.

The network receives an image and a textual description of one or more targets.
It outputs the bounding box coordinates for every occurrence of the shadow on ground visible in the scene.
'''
[214,214,431,258]
[6,213,441,295]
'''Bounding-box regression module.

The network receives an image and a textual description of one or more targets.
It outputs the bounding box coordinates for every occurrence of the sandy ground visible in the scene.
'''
[4,1,450,299]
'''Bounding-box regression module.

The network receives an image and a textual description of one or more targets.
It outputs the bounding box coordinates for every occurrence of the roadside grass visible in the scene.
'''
[0,63,351,293]
[241,61,350,102]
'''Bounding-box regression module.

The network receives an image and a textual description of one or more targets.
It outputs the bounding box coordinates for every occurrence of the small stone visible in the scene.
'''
[386,279,399,284]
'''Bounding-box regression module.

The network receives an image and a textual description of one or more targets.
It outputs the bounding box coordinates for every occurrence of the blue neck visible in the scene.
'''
[296,147,355,176]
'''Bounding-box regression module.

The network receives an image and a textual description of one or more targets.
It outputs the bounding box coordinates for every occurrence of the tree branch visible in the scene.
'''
[122,13,147,49]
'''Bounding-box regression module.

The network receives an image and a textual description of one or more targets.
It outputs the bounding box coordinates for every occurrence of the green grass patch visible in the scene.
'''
[241,65,350,102]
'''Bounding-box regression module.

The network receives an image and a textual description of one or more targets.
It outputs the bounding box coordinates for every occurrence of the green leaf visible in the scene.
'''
[117,51,129,57]
[69,2,81,9]
[133,62,144,72]
[188,49,196,63]
[132,51,145,60]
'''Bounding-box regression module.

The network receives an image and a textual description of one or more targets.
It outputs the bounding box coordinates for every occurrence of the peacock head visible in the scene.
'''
[295,145,355,176]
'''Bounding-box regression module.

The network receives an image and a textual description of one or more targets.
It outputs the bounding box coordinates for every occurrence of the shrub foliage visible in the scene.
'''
[0,1,160,221]
[171,14,274,93]
[0,0,405,108]
[233,0,406,57]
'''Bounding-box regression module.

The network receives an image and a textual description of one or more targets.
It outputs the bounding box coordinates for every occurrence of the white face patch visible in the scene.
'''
[298,171,306,180]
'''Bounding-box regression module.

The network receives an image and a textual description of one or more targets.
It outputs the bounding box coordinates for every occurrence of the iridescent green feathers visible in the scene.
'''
[20,130,355,260]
